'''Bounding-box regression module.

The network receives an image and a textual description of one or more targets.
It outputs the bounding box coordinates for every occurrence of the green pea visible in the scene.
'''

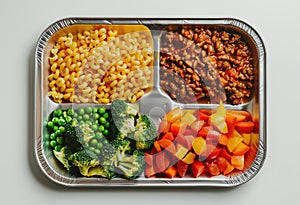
[93,108,98,113]
[89,147,95,152]
[91,124,98,131]
[50,133,56,140]
[58,126,65,132]
[103,139,108,144]
[78,108,85,115]
[98,107,106,115]
[97,142,103,149]
[103,112,109,119]
[52,117,59,124]
[94,149,101,155]
[56,136,63,145]
[50,140,57,147]
[94,119,99,125]
[99,125,105,132]
[104,122,110,128]
[53,126,59,132]
[85,120,92,126]
[53,109,63,117]
[85,107,93,114]
[99,117,106,124]
[77,115,83,121]
[54,145,62,151]
[55,130,62,136]
[102,129,109,136]
[65,116,72,123]
[83,114,90,121]
[67,108,75,116]
[79,120,84,125]
[95,132,103,140]
[90,139,98,146]
[47,121,54,129]
[58,118,66,126]
[93,113,100,120]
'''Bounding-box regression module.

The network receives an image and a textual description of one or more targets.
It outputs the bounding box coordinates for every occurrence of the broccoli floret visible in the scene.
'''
[100,140,144,180]
[114,148,145,180]
[53,146,72,171]
[69,149,100,176]
[111,99,138,118]
[110,139,132,154]
[86,166,115,180]
[111,99,138,136]
[62,123,84,152]
[133,114,157,150]
[80,123,94,143]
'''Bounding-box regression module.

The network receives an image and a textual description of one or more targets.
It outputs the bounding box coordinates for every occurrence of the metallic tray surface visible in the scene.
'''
[34,18,266,187]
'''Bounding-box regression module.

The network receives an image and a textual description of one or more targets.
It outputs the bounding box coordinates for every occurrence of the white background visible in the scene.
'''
[1,0,299,204]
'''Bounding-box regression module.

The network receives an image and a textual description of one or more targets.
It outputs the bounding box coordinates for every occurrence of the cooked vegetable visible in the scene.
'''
[145,102,258,178]
[110,99,156,151]
[46,100,156,180]
[99,139,145,180]
[69,149,100,176]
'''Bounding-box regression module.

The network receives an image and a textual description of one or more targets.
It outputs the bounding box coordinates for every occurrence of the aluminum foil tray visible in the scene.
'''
[34,18,266,187]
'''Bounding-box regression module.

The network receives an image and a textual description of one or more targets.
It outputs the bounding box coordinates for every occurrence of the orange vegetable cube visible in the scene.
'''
[231,155,244,170]
[174,146,189,160]
[192,137,207,155]
[191,161,205,178]
[233,142,250,155]
[165,107,182,123]
[182,152,196,164]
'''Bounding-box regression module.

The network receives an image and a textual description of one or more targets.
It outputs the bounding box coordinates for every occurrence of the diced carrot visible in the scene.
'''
[161,132,174,141]
[207,147,222,162]
[170,121,187,136]
[226,110,252,122]
[220,148,232,161]
[223,163,235,175]
[165,107,183,123]
[233,142,250,155]
[165,165,177,178]
[198,126,220,139]
[219,134,228,146]
[191,161,205,178]
[177,160,189,177]
[199,109,212,116]
[235,121,255,134]
[225,113,237,137]
[175,134,195,149]
[155,152,171,173]
[158,120,170,134]
[190,120,205,132]
[144,153,154,166]
[200,144,215,160]
[154,141,161,152]
[216,157,229,173]
[144,165,156,178]
[158,139,173,149]
[206,162,220,176]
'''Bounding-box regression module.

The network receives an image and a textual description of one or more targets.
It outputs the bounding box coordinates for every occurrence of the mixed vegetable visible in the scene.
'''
[45,99,157,180]
[45,99,258,180]
[144,102,259,178]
